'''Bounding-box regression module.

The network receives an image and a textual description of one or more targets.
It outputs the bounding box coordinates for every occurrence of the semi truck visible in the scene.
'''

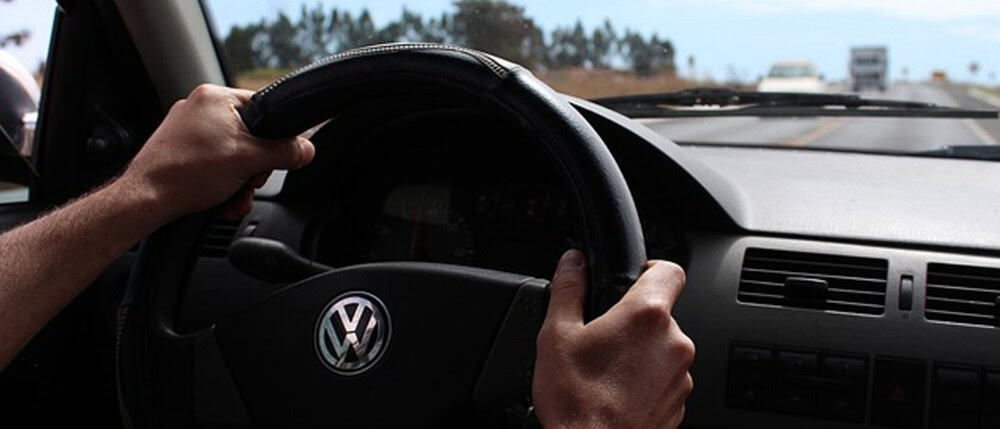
[849,46,888,92]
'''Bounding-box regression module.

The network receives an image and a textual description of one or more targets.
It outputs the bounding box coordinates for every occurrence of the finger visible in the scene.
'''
[253,136,316,171]
[544,249,588,326]
[666,404,686,429]
[250,172,271,188]
[227,88,256,105]
[620,260,687,315]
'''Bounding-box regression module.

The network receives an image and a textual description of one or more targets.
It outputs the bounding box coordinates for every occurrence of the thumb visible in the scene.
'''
[545,249,588,326]
[255,136,316,171]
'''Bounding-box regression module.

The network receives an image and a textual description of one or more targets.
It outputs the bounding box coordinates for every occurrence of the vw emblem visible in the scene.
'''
[314,291,391,375]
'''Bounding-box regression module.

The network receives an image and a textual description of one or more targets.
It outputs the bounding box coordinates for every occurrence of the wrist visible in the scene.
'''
[104,174,176,229]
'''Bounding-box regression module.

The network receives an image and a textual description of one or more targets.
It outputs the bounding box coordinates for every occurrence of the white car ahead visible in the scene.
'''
[757,60,826,93]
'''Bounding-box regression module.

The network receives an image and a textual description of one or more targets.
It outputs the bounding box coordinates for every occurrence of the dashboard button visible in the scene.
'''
[774,351,818,415]
[777,351,818,376]
[933,366,981,412]
[732,346,772,369]
[727,381,770,410]
[818,355,867,422]
[727,346,773,410]
[930,365,982,428]
[774,385,816,415]
[823,356,866,380]
[819,388,865,422]
[871,357,927,428]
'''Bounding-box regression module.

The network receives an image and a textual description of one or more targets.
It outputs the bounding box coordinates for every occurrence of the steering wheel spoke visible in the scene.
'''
[209,263,541,426]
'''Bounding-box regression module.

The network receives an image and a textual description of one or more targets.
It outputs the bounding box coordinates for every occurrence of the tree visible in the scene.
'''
[298,4,332,61]
[621,30,674,76]
[223,22,266,76]
[218,2,678,79]
[449,0,545,68]
[588,20,617,69]
[264,13,305,68]
[549,20,588,68]
[0,0,29,49]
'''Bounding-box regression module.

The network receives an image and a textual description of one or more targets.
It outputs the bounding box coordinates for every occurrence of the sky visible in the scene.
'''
[2,0,999,84]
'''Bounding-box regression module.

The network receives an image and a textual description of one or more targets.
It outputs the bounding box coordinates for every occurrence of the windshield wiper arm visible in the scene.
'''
[593,88,999,119]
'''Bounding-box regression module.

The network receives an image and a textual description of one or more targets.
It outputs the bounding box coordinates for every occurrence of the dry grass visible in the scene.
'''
[534,68,698,99]
[234,67,710,98]
[0,181,22,191]
[234,68,292,90]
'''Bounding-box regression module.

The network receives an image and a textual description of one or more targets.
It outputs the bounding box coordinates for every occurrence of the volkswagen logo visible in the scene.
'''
[314,291,391,375]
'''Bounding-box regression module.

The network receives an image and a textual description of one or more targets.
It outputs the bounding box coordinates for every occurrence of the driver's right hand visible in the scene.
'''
[533,249,695,429]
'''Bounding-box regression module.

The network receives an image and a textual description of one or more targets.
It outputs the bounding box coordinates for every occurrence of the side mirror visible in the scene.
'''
[0,50,40,194]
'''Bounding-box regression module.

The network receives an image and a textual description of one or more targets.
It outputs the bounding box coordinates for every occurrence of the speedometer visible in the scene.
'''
[366,184,477,265]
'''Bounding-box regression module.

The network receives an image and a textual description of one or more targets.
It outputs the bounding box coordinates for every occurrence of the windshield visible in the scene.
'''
[203,0,1000,157]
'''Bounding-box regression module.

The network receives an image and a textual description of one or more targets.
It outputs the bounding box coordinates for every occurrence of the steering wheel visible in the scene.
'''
[116,43,646,428]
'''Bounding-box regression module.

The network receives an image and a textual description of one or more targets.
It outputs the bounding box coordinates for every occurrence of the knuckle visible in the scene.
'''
[169,99,186,111]
[631,298,671,327]
[535,323,561,350]
[672,334,696,366]
[537,326,574,354]
[650,260,686,284]
[189,83,218,100]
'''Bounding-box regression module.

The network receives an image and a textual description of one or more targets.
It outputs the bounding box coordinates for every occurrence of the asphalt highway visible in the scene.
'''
[641,83,1000,153]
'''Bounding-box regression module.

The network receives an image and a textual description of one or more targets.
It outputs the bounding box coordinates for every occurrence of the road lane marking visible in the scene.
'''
[968,88,1000,107]
[963,119,999,145]
[783,117,851,147]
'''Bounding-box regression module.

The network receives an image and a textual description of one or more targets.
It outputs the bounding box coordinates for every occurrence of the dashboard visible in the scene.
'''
[179,98,1000,429]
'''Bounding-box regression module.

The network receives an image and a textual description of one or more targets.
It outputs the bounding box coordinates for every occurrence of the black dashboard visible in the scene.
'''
[179,97,1000,429]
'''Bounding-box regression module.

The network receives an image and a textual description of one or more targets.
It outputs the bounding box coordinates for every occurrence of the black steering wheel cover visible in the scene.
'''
[240,43,646,317]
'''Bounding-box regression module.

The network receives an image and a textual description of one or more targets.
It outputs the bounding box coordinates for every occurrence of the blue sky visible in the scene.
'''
[4,0,1000,84]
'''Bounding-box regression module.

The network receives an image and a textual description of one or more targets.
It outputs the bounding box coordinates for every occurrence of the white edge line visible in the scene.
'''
[968,88,1000,108]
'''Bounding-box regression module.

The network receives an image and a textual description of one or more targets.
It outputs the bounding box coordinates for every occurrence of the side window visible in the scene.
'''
[0,0,56,204]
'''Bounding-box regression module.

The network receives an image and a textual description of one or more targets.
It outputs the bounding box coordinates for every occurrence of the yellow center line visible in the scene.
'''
[783,117,851,147]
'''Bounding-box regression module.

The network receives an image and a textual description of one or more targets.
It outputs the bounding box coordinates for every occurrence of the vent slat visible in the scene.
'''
[926,263,1000,327]
[742,267,884,284]
[738,248,887,315]
[198,219,242,258]
[925,310,997,327]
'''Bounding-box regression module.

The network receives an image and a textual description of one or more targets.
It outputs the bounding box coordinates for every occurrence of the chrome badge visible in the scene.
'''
[315,291,390,375]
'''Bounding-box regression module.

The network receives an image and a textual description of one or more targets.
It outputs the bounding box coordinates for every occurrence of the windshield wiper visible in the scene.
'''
[593,88,999,119]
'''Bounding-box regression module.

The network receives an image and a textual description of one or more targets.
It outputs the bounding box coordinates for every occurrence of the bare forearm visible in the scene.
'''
[0,179,170,369]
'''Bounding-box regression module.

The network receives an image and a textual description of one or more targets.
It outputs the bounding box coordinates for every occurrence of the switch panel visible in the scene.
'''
[726,343,867,422]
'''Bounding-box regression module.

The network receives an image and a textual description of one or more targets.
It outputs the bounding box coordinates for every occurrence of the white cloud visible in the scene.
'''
[949,24,1000,42]
[688,0,1000,21]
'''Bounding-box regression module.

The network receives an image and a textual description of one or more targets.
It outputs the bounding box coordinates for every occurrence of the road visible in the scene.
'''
[641,83,1000,153]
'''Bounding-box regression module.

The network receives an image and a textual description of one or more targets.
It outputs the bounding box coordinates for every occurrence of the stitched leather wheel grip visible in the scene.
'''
[240,43,646,318]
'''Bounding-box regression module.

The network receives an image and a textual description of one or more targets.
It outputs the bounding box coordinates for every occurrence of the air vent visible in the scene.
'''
[198,219,242,258]
[738,248,887,315]
[925,263,1000,327]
